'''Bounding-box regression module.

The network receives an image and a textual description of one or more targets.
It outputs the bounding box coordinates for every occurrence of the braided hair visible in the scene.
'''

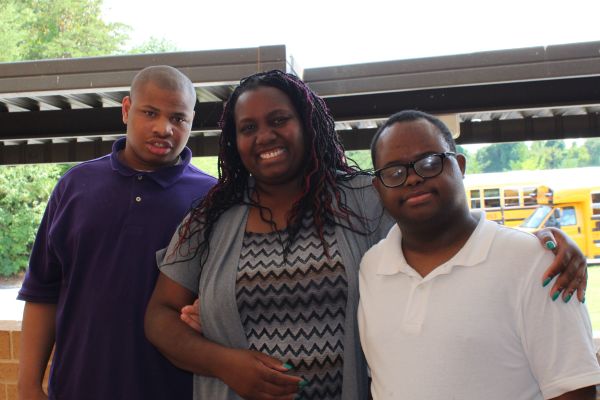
[174,70,368,266]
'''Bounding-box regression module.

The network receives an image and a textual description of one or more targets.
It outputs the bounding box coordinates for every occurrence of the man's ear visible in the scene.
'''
[122,96,131,125]
[372,175,384,198]
[456,153,467,177]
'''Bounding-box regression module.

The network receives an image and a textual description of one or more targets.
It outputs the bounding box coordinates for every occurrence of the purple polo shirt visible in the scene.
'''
[19,138,216,400]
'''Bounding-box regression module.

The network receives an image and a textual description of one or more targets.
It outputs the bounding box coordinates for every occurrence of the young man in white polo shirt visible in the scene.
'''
[358,110,600,400]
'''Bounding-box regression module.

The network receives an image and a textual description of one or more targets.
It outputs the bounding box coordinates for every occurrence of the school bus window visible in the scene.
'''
[470,190,481,209]
[483,188,501,208]
[523,187,538,206]
[503,188,520,207]
[560,207,577,226]
[592,193,600,216]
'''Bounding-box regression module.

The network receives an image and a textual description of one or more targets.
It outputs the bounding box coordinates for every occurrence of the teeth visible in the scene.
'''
[153,142,166,148]
[260,148,285,159]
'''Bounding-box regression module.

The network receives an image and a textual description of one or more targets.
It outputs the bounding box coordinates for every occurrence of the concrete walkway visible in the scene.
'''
[0,287,24,321]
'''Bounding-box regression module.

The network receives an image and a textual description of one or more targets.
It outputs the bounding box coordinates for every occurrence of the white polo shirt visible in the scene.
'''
[358,211,600,400]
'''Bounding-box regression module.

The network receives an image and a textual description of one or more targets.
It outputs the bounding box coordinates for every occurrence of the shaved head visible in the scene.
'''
[130,65,196,107]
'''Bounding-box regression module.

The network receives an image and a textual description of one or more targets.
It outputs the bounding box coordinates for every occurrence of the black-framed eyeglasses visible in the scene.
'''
[374,152,456,188]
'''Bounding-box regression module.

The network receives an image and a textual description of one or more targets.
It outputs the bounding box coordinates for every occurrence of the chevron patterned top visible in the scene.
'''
[236,221,348,399]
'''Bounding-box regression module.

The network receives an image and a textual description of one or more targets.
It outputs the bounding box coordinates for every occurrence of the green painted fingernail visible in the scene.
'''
[542,277,552,287]
[299,380,308,389]
[283,363,293,370]
[563,293,572,303]
[551,290,561,301]
[545,241,556,250]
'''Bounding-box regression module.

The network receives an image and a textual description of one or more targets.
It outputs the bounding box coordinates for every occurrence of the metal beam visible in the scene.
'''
[0,45,289,97]
[305,41,600,96]
[4,76,599,143]
[0,135,223,165]
[2,42,600,165]
[458,113,600,144]
[0,102,225,141]
[337,114,600,151]
[2,114,598,165]
[325,76,600,122]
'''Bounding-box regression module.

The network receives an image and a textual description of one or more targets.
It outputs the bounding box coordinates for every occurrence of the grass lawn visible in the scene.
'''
[587,265,600,333]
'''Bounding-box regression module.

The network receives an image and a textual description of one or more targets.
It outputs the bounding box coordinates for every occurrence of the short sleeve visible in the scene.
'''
[18,190,62,303]
[518,252,600,398]
[156,213,203,295]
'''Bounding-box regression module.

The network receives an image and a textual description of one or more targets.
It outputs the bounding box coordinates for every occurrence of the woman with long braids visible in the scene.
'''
[145,70,587,400]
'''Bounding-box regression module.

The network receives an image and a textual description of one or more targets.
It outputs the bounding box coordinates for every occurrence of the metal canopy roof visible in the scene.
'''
[1,42,600,165]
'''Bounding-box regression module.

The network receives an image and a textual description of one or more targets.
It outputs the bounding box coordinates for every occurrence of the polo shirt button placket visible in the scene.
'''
[135,175,144,203]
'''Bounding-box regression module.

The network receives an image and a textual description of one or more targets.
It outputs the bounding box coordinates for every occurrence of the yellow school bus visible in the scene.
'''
[465,170,546,227]
[518,185,600,260]
[464,167,600,228]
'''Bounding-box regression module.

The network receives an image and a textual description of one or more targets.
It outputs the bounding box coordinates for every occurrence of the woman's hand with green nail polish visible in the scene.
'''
[219,349,303,400]
[534,227,588,302]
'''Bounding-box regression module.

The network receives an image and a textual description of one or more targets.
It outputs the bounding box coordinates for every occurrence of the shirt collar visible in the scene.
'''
[376,210,497,278]
[109,137,193,189]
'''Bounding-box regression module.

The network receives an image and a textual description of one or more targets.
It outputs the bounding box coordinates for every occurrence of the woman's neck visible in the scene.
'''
[246,179,304,233]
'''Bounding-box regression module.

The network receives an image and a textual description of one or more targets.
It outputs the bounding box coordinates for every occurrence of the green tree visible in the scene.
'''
[520,140,587,170]
[475,142,527,172]
[457,145,482,174]
[0,0,134,276]
[520,141,546,170]
[0,0,129,62]
[0,1,33,61]
[345,150,373,171]
[541,140,567,169]
[583,138,600,167]
[562,142,590,168]
[0,164,71,276]
[128,37,178,54]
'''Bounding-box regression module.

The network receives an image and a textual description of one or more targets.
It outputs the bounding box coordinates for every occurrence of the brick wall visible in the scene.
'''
[0,321,20,400]
[0,321,49,400]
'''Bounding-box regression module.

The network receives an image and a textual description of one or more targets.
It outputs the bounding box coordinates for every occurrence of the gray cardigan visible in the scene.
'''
[157,175,393,400]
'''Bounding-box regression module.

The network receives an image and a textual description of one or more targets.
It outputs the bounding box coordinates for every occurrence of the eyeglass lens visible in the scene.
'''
[380,154,443,186]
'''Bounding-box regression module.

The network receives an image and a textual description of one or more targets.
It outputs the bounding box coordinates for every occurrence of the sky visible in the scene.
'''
[102,0,600,69]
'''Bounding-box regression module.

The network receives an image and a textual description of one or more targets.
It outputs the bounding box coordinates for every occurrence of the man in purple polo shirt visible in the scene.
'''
[17,65,216,400]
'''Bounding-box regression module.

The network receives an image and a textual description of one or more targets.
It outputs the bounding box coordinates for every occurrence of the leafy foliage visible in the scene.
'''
[345,150,373,171]
[0,0,129,62]
[583,138,600,166]
[128,37,178,54]
[474,138,600,172]
[457,145,482,174]
[0,1,32,61]
[0,165,71,276]
[475,142,528,172]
